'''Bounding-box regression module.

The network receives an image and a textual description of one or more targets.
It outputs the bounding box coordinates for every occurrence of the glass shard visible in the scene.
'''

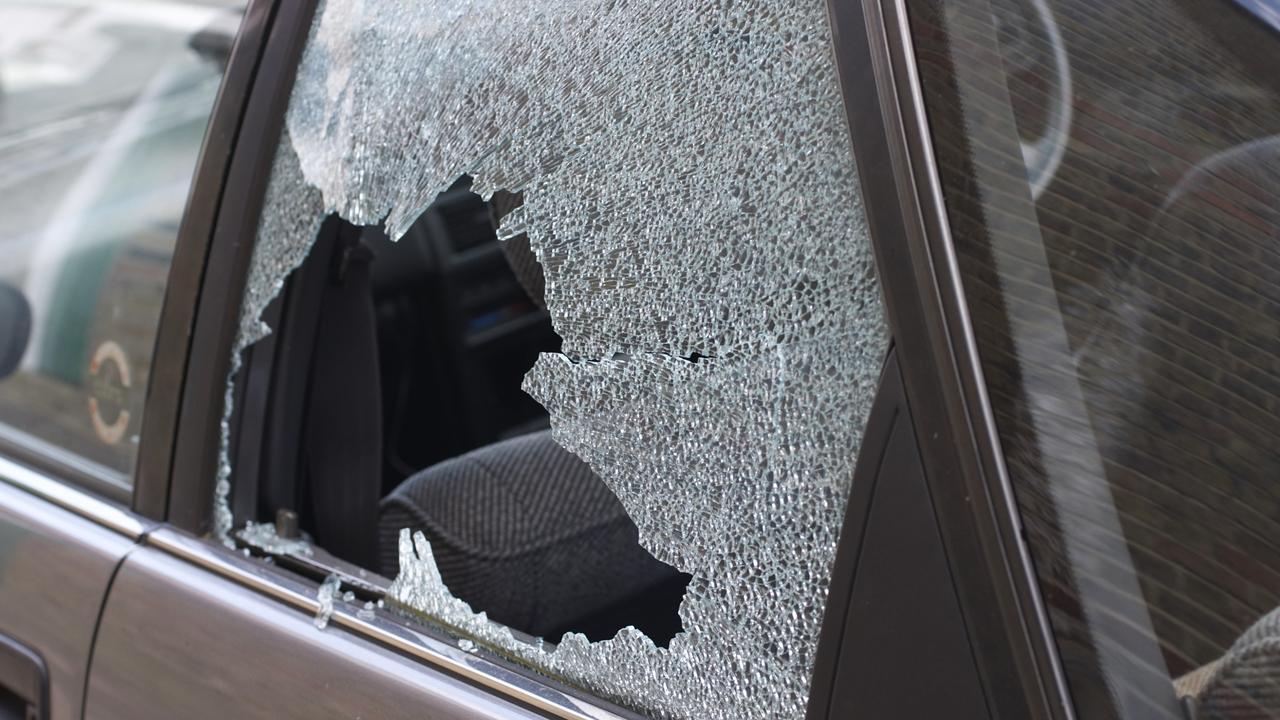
[237,520,314,557]
[315,573,341,630]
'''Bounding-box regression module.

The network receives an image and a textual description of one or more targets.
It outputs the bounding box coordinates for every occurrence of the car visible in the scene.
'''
[0,0,1278,718]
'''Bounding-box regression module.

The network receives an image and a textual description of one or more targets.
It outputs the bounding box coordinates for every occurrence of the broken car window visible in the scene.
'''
[223,0,887,717]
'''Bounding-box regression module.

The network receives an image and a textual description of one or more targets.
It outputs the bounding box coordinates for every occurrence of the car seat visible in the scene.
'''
[379,430,689,642]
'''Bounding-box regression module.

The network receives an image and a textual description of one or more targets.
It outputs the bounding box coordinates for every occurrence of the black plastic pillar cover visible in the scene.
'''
[808,350,991,719]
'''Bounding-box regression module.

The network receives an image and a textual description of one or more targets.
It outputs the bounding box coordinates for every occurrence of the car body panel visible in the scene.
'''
[0,476,134,719]
[86,546,546,720]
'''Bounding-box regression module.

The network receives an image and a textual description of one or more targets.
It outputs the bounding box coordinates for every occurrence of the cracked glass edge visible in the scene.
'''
[213,136,325,544]
[237,521,314,557]
[214,0,888,717]
[315,573,342,630]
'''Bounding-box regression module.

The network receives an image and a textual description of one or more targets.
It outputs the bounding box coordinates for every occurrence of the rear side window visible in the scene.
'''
[910,0,1280,716]
[219,0,888,718]
[0,1,244,491]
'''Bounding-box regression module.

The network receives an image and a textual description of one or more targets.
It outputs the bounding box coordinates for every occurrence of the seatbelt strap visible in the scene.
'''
[302,236,382,569]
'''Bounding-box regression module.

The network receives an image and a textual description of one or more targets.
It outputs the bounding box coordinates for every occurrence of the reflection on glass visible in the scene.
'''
[0,1,244,488]
[910,0,1280,717]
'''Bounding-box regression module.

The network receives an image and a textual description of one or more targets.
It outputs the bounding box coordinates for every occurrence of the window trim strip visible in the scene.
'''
[0,454,147,539]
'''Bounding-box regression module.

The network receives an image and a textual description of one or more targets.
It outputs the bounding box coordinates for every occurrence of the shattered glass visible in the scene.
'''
[237,520,314,557]
[219,0,887,717]
[213,139,325,542]
[315,573,342,630]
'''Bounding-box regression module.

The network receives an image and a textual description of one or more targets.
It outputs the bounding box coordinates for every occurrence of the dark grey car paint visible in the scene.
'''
[0,480,134,719]
[86,548,544,720]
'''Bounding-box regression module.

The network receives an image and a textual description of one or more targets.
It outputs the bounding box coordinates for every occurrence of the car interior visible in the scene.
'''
[227,177,689,645]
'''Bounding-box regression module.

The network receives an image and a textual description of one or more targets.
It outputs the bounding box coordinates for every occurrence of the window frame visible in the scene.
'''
[159,0,314,531]
[131,0,279,521]
[806,0,1076,717]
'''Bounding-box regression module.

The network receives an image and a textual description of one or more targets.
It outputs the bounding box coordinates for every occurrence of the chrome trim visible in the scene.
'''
[146,527,637,720]
[0,454,147,539]
[0,422,132,494]
[337,608,636,720]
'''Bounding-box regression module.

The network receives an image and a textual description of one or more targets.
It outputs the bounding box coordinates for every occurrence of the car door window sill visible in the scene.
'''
[145,525,642,720]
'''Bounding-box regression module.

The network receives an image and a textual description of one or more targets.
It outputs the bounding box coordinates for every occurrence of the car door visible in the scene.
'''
[76,0,1089,719]
[0,1,247,718]
[0,463,136,720]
